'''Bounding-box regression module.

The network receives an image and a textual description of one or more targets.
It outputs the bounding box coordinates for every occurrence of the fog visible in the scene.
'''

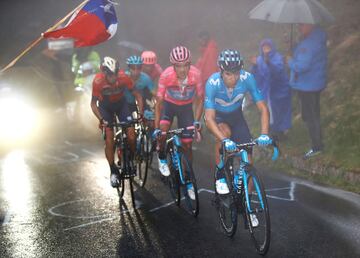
[0,0,290,67]
[0,0,325,144]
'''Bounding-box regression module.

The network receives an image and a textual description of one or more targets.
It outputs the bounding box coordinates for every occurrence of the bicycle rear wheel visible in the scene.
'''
[178,147,199,217]
[243,166,271,255]
[136,132,150,187]
[166,147,180,206]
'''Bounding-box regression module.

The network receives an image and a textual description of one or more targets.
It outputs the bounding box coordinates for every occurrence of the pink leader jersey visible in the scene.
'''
[157,65,204,105]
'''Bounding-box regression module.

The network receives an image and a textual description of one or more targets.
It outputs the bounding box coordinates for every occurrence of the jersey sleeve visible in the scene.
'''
[157,72,167,99]
[204,79,216,109]
[246,72,264,103]
[91,74,102,100]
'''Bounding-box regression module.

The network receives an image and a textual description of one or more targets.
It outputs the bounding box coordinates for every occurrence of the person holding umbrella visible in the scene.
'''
[286,23,328,159]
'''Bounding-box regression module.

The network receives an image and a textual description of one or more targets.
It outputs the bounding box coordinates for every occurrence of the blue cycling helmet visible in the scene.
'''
[217,49,243,72]
[126,55,143,66]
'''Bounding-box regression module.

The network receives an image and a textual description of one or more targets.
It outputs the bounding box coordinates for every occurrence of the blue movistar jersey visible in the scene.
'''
[204,71,264,113]
[124,71,154,104]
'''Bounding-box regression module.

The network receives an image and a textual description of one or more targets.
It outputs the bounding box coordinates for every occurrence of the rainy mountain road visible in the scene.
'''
[1,136,359,257]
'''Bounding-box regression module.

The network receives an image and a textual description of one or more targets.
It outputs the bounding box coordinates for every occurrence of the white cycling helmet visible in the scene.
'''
[101,56,119,75]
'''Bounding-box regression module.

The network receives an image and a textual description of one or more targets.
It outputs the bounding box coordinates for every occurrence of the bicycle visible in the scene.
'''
[214,140,279,255]
[134,116,155,188]
[108,119,140,209]
[156,126,200,217]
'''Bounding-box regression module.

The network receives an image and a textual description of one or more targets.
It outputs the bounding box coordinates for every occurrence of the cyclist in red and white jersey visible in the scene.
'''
[91,56,144,188]
[153,46,204,178]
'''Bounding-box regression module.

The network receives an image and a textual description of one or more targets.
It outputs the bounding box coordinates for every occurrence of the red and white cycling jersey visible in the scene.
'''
[92,70,134,104]
[156,65,203,105]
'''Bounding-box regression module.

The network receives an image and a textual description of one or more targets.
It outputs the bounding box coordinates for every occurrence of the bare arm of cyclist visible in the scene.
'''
[194,95,204,123]
[256,100,270,135]
[204,109,226,141]
[154,96,163,129]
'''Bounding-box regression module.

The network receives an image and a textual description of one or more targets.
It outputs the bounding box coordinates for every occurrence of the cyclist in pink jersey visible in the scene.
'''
[153,46,204,178]
[141,51,163,82]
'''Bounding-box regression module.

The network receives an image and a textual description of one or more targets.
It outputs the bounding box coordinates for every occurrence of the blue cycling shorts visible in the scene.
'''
[160,100,194,140]
[215,107,252,145]
[99,100,133,124]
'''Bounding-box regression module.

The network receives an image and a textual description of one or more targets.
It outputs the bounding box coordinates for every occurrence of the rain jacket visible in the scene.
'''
[195,39,219,85]
[251,38,291,132]
[288,27,327,92]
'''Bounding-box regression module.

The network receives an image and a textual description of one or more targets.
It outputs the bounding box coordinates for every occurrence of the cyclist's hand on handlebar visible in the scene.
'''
[152,128,161,139]
[99,118,109,129]
[256,134,272,146]
[222,138,237,152]
[193,120,202,131]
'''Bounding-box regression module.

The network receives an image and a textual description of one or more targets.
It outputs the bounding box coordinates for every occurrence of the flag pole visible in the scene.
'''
[0,0,90,73]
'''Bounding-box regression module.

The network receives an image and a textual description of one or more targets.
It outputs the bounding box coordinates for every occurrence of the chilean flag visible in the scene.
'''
[43,0,118,47]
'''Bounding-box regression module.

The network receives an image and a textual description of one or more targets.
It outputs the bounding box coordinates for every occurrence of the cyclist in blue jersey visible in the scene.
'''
[204,49,272,195]
[125,55,156,120]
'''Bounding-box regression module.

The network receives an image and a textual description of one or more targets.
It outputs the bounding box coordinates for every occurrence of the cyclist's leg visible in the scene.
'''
[158,101,173,158]
[99,105,116,168]
[230,109,255,193]
[177,103,194,162]
[117,101,136,154]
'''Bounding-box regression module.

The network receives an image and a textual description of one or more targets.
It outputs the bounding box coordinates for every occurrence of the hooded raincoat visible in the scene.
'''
[251,38,292,133]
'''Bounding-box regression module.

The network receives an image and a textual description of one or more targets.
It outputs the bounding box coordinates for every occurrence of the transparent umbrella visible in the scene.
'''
[248,0,335,48]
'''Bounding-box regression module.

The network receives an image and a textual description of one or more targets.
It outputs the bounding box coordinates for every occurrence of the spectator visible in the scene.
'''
[250,38,292,141]
[286,24,327,159]
[195,31,219,86]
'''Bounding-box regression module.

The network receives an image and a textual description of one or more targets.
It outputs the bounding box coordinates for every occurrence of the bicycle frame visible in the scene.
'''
[162,126,195,185]
[221,142,278,213]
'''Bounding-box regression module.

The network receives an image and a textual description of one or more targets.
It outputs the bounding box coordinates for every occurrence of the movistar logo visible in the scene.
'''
[239,71,251,82]
[209,78,220,86]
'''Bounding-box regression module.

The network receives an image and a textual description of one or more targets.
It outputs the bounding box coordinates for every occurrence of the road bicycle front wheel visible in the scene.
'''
[166,148,180,206]
[136,133,150,187]
[216,158,238,237]
[243,166,271,255]
[116,177,125,198]
[177,147,199,217]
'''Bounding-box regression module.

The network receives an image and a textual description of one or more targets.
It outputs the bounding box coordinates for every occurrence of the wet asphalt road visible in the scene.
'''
[1,133,360,258]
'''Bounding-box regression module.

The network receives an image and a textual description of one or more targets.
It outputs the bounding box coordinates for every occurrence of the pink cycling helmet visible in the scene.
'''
[141,51,157,65]
[169,46,191,64]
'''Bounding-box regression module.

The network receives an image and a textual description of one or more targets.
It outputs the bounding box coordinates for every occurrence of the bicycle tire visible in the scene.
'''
[216,156,238,237]
[166,145,180,206]
[177,147,199,217]
[116,177,125,198]
[136,132,150,187]
[243,166,271,255]
[115,145,125,198]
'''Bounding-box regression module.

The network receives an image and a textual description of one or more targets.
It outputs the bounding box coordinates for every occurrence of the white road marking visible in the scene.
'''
[64,217,116,231]
[48,199,110,219]
[81,149,98,157]
[50,184,296,231]
[64,141,73,146]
